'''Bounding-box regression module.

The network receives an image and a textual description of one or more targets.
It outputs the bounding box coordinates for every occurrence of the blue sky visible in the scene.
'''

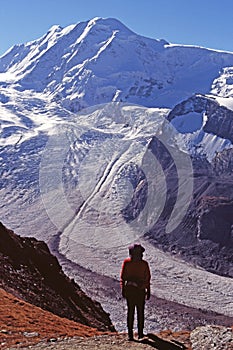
[1,0,233,56]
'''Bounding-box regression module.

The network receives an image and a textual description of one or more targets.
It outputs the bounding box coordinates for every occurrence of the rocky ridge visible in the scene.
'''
[0,222,114,332]
[168,94,233,143]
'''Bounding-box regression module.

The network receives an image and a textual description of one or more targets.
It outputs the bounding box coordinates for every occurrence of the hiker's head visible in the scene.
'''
[128,243,145,260]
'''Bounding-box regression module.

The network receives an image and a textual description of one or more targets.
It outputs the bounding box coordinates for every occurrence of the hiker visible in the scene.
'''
[120,243,151,341]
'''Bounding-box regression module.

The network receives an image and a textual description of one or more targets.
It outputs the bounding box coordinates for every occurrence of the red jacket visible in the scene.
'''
[120,258,151,290]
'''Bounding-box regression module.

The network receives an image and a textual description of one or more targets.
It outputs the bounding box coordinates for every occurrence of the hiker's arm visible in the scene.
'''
[145,262,151,300]
[120,261,127,298]
[146,286,151,300]
[121,282,126,298]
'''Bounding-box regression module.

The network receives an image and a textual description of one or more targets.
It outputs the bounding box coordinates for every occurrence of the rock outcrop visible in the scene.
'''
[168,94,233,143]
[0,222,115,332]
[190,325,233,350]
[197,196,233,246]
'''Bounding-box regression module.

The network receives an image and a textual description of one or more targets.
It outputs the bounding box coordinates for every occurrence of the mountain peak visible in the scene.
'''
[1,17,233,111]
[48,24,63,32]
[85,16,136,33]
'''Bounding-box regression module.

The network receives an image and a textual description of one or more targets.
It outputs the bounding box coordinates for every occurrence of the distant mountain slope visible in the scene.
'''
[0,222,114,332]
[1,17,233,111]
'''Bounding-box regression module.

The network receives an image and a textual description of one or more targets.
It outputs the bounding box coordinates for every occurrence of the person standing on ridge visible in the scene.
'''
[120,243,151,341]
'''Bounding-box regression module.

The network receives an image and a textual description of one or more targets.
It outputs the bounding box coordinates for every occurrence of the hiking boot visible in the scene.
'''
[128,330,134,341]
[138,333,145,341]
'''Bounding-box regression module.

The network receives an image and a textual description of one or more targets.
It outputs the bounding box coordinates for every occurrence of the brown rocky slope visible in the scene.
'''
[0,288,107,349]
[0,222,114,332]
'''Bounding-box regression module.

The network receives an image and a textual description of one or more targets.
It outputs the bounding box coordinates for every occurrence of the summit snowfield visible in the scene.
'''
[1,17,233,331]
[1,17,233,111]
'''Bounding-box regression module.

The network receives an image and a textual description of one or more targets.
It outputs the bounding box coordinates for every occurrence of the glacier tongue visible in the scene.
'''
[39,103,172,234]
[35,102,231,319]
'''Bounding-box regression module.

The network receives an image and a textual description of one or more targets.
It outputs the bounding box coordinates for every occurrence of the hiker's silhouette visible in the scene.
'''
[120,243,151,341]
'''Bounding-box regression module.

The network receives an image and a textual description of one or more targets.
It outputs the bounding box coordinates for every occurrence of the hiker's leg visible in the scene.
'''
[136,292,145,338]
[127,297,135,339]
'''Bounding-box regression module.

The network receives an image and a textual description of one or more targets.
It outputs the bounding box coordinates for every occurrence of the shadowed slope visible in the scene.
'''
[0,222,115,332]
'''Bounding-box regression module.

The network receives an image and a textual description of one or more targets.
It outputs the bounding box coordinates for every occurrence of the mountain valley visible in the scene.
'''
[0,17,233,343]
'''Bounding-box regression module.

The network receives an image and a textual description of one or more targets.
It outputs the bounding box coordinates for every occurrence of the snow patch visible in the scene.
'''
[171,111,206,133]
[213,96,233,111]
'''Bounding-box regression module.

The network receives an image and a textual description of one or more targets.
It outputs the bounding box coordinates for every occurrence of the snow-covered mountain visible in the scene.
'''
[1,17,233,112]
[1,17,233,329]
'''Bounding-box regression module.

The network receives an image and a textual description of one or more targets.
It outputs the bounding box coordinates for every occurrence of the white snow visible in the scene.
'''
[1,17,233,109]
[171,111,206,133]
[171,110,233,161]
[213,96,233,111]
[211,67,233,99]
[0,86,70,146]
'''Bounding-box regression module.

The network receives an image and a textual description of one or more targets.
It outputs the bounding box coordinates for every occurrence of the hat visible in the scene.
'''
[128,243,145,256]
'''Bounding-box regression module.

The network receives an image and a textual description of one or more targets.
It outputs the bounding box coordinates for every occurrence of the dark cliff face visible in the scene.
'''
[0,222,115,332]
[213,148,233,175]
[132,132,233,277]
[197,196,233,246]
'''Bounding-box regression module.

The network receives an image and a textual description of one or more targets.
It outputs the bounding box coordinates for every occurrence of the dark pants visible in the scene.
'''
[126,286,145,338]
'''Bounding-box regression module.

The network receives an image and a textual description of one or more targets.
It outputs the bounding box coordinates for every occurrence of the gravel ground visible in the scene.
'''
[190,325,233,350]
[10,333,189,350]
[57,257,233,333]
